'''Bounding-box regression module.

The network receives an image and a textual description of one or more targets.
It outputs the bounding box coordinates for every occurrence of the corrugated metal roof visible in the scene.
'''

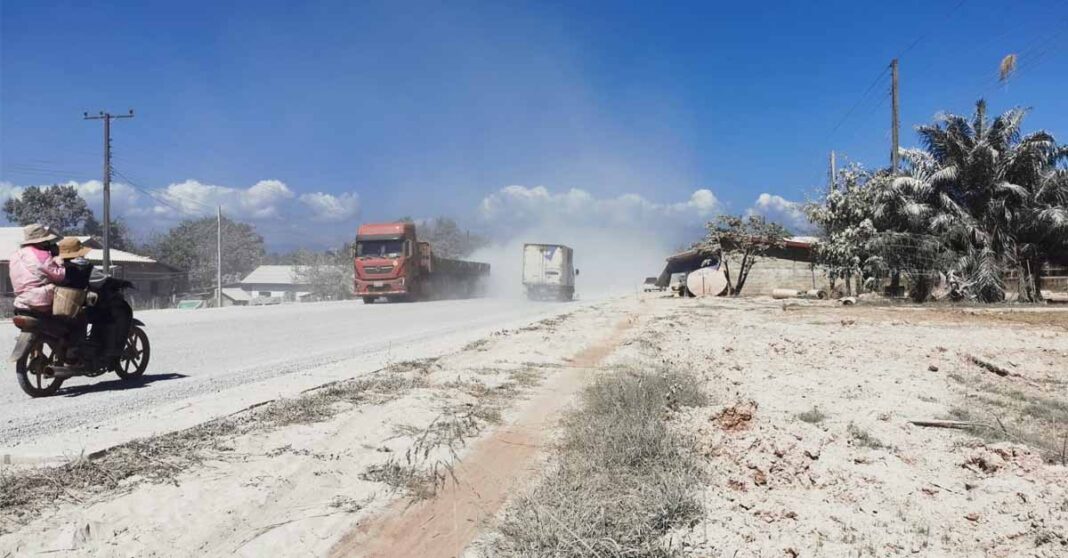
[0,227,160,264]
[222,288,252,302]
[240,265,311,285]
[0,227,24,259]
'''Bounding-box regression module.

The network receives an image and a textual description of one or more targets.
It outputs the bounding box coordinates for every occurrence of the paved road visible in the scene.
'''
[0,297,585,453]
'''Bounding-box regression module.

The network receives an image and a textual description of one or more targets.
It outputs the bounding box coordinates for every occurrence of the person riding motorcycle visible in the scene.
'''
[55,237,132,365]
[9,224,66,315]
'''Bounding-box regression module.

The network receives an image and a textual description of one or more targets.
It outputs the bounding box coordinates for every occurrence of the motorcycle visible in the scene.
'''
[9,278,150,397]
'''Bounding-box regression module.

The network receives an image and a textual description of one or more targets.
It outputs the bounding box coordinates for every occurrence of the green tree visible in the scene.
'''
[144,216,265,293]
[698,214,789,296]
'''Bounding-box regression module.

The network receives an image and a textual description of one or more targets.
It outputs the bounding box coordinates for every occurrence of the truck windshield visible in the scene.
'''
[356,240,404,258]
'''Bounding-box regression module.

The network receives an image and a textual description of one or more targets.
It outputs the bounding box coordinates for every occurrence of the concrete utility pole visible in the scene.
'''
[890,59,900,174]
[83,109,134,273]
[217,206,223,308]
[829,150,837,191]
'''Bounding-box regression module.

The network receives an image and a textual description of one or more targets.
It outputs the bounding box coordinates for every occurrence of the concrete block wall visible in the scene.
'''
[723,255,817,295]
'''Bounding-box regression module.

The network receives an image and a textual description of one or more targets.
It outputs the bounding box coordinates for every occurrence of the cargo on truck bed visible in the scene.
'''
[522,243,577,301]
[354,222,490,303]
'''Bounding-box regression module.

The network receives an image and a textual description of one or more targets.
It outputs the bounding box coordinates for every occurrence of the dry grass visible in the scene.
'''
[366,366,545,500]
[0,371,423,532]
[797,407,828,424]
[463,338,491,352]
[491,367,708,557]
[362,410,477,500]
[847,422,888,450]
[946,375,1068,464]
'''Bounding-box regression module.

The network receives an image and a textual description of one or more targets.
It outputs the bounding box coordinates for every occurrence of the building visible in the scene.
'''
[221,287,252,306]
[238,265,312,303]
[0,227,186,312]
[658,236,817,295]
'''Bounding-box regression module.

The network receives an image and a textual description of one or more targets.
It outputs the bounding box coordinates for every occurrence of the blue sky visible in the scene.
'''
[2,0,1066,249]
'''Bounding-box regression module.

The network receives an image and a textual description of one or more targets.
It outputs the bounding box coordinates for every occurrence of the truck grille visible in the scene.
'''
[363,265,395,275]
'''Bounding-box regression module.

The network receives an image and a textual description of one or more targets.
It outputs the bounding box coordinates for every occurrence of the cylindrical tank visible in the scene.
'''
[686,267,728,297]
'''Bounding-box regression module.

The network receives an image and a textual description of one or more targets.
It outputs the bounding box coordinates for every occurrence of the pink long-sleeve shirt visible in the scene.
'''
[10,246,66,312]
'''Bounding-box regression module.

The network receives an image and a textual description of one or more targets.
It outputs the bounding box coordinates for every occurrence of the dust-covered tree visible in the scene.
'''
[389,216,487,258]
[876,100,1064,302]
[3,184,136,249]
[143,216,265,293]
[421,217,487,259]
[804,163,881,296]
[3,184,94,233]
[698,214,789,296]
[292,242,355,301]
[81,214,131,251]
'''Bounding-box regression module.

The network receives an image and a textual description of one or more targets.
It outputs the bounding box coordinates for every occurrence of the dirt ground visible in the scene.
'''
[2,294,1067,557]
[658,297,1068,557]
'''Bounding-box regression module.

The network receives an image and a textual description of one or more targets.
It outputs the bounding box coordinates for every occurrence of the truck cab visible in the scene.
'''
[354,222,422,302]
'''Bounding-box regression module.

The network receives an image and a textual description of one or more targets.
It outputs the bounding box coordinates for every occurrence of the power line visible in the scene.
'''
[822,0,972,147]
[825,66,890,141]
[111,167,217,214]
[84,109,134,272]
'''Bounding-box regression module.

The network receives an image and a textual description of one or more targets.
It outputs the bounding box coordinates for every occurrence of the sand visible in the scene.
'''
[3,294,1066,557]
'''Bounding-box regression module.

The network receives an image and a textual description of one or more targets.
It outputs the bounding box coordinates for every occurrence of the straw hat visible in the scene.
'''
[20,223,60,246]
[57,237,92,260]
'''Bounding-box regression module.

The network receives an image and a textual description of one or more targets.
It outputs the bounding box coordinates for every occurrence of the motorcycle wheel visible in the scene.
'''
[16,341,64,397]
[114,326,150,379]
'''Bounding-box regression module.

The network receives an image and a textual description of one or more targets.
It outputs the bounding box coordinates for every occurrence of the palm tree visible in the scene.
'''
[908,100,1059,301]
[1019,161,1068,299]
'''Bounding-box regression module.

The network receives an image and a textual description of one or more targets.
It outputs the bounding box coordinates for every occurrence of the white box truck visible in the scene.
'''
[522,243,577,301]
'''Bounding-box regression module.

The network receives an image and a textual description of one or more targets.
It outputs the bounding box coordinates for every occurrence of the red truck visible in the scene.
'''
[353,222,491,303]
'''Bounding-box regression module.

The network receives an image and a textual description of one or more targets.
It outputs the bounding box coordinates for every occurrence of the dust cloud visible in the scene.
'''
[471,226,678,301]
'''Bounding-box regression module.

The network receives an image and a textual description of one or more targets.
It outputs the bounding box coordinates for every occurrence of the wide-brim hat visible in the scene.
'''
[20,224,60,246]
[57,236,92,260]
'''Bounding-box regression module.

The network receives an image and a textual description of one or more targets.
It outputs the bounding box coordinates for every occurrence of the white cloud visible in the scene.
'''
[298,192,360,222]
[478,185,720,230]
[748,193,814,233]
[148,179,295,219]
[0,178,363,247]
[0,181,25,203]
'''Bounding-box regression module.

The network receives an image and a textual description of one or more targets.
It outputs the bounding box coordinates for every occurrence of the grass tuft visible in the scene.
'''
[796,407,828,424]
[847,422,888,450]
[492,367,707,557]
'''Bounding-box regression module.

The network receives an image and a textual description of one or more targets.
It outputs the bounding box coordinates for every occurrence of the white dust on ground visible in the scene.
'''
[4,295,1067,557]
[0,296,594,460]
[638,297,1068,557]
[0,297,635,557]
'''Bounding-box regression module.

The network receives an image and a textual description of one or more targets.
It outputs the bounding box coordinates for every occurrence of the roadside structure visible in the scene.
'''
[658,236,816,295]
[238,265,312,303]
[0,227,185,313]
[221,287,252,306]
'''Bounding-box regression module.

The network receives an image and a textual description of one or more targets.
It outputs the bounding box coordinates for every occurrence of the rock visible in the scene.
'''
[715,400,758,432]
[928,364,939,372]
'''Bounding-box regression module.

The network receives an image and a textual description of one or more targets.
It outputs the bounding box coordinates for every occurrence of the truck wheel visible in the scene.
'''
[363,297,376,304]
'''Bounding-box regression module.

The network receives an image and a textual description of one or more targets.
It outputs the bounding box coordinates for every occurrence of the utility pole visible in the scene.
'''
[890,59,900,174]
[829,150,837,191]
[217,206,223,308]
[83,109,134,273]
